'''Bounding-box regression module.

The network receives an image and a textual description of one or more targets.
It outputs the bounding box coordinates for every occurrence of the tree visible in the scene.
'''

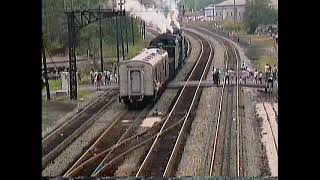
[243,0,278,34]
[42,0,136,54]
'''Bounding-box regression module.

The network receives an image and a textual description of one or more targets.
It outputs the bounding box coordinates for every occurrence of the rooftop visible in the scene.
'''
[215,0,246,6]
[129,48,167,66]
[213,0,278,8]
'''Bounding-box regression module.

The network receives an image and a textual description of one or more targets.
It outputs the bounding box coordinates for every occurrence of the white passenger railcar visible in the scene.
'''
[119,48,169,106]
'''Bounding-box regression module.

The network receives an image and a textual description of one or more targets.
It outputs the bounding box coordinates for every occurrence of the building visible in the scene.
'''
[214,0,246,22]
[204,0,278,22]
[204,5,215,21]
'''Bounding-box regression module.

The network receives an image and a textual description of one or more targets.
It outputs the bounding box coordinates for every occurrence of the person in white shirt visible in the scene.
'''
[241,62,245,70]
[225,69,230,84]
[90,69,94,85]
[254,70,259,84]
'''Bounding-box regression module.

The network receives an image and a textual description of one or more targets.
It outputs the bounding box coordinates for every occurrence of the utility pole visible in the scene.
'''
[131,16,135,46]
[124,11,129,53]
[71,0,74,10]
[212,0,214,21]
[194,0,197,21]
[140,0,143,37]
[42,39,51,100]
[67,11,78,100]
[119,0,125,60]
[143,21,146,39]
[99,6,104,72]
[234,0,236,30]
[116,16,120,65]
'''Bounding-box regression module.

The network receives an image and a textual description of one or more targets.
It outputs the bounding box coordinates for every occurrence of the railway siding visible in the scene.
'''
[42,102,126,176]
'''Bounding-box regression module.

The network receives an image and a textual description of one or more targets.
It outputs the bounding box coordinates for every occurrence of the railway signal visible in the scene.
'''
[65,9,125,100]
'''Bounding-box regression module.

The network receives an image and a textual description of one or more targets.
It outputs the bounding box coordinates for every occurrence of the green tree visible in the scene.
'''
[243,0,277,34]
[42,0,142,55]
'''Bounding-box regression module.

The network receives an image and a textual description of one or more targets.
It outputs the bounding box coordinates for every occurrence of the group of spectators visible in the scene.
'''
[90,69,118,90]
[211,62,278,88]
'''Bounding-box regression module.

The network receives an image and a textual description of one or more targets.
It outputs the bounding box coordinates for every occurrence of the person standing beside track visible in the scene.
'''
[254,69,259,84]
[225,69,230,84]
[216,68,221,85]
[272,65,278,81]
[241,61,246,70]
[212,67,216,83]
[264,63,271,80]
[90,69,94,85]
[258,72,263,84]
[96,73,102,90]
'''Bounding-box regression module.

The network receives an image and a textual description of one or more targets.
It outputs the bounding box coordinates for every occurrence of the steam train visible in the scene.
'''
[118,29,189,107]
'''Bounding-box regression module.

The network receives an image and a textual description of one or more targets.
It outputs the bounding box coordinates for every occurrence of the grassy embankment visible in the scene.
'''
[192,21,277,71]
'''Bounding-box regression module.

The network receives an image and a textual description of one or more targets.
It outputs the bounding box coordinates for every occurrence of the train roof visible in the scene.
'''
[124,48,167,66]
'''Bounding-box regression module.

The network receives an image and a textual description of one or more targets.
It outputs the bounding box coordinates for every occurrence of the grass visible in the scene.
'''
[239,34,275,48]
[254,56,277,72]
[190,21,247,34]
[126,40,146,60]
[189,21,278,73]
[78,90,92,101]
[54,89,93,102]
[191,21,275,48]
[45,79,61,91]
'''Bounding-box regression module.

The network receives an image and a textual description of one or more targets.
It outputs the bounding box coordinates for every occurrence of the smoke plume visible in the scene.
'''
[124,0,173,33]
[162,0,181,30]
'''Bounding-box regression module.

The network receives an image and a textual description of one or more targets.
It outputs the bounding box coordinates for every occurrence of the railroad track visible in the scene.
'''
[63,113,188,177]
[62,30,194,177]
[42,89,118,168]
[62,106,152,177]
[57,30,192,177]
[195,27,245,176]
[105,30,212,177]
[51,29,203,177]
[69,30,213,177]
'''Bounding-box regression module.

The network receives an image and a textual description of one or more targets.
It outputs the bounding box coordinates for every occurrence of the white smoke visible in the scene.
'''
[124,0,173,33]
[163,0,181,30]
[171,9,181,29]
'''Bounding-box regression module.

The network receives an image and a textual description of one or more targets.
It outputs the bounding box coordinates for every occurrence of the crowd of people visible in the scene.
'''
[89,69,118,90]
[211,62,278,91]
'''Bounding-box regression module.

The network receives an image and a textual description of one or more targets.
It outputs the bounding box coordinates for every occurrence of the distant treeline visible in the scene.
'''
[42,0,142,55]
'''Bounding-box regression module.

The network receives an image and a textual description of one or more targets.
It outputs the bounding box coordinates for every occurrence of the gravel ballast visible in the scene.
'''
[42,91,104,137]
[176,29,226,176]
[42,101,126,176]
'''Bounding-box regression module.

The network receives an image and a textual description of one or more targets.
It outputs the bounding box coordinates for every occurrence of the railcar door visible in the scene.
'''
[130,70,142,93]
